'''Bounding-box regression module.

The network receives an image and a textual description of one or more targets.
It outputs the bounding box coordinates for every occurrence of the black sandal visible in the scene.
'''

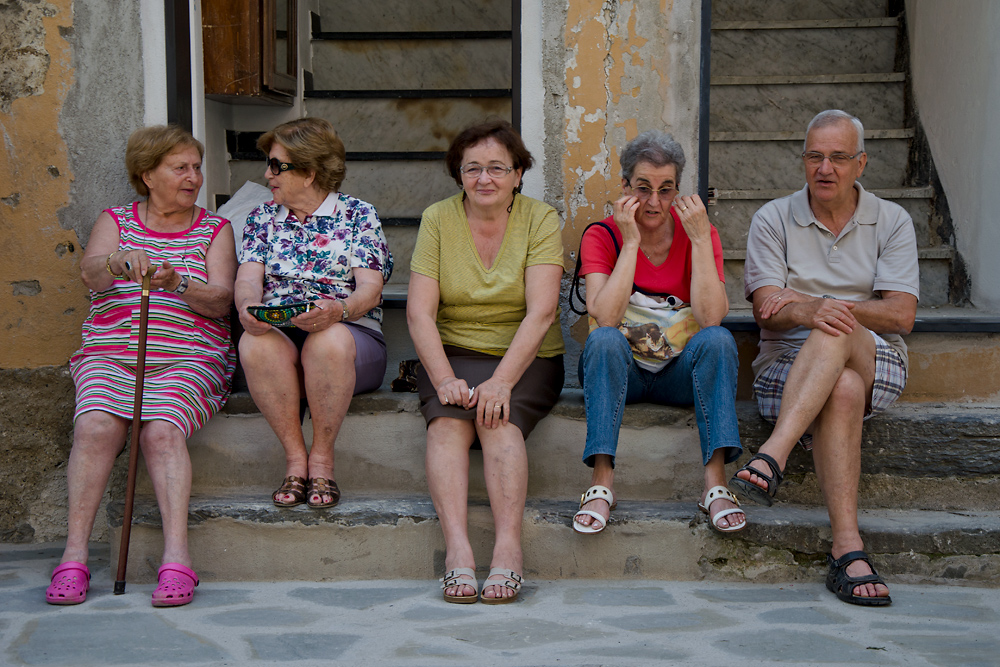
[272,475,307,507]
[307,477,341,509]
[730,452,784,506]
[826,550,892,606]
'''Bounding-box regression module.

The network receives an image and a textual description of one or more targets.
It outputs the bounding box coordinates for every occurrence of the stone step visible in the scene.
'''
[713,0,888,22]
[708,138,911,190]
[707,188,936,249]
[228,158,454,221]
[108,495,1000,585]
[712,25,898,78]
[310,38,511,92]
[710,80,903,132]
[315,0,511,33]
[152,391,1000,509]
[304,97,512,153]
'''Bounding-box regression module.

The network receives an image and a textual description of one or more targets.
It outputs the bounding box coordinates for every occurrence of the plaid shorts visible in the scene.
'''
[753,330,906,450]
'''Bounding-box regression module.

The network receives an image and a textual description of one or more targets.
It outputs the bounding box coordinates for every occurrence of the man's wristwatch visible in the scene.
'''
[173,274,189,294]
[337,299,349,321]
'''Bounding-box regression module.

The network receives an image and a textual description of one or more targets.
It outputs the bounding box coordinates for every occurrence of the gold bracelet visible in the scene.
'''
[106,252,125,278]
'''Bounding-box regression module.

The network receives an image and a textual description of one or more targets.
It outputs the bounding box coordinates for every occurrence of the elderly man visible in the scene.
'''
[733,109,919,606]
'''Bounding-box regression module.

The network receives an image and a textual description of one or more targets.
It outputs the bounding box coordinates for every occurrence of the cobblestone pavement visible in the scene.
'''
[3,542,999,667]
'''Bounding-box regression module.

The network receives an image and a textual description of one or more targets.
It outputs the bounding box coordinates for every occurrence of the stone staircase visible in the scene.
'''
[118,0,1000,587]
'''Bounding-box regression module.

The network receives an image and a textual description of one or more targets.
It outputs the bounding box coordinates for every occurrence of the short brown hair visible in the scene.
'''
[257,118,347,193]
[445,119,533,188]
[125,125,204,197]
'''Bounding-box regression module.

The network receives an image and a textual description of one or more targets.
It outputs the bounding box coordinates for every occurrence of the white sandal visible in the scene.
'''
[572,485,616,534]
[440,567,478,604]
[698,485,746,533]
[480,568,523,605]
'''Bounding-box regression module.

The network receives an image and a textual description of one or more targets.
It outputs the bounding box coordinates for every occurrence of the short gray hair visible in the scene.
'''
[620,130,686,184]
[804,110,865,154]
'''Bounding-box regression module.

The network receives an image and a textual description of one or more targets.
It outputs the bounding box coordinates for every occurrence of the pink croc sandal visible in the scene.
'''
[151,563,199,607]
[46,561,91,605]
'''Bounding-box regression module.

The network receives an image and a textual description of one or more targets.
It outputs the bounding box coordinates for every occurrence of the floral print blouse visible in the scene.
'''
[241,192,393,328]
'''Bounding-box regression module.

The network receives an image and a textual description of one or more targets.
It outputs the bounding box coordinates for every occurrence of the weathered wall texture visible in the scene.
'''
[1,0,144,542]
[906,0,1000,312]
[544,0,702,367]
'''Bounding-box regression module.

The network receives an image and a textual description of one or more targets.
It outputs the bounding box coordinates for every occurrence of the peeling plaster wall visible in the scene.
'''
[541,0,702,374]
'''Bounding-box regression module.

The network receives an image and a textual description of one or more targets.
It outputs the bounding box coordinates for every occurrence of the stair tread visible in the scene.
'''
[713,73,905,85]
[714,18,897,30]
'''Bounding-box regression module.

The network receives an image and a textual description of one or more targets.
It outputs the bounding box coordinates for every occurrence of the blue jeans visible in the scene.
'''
[578,325,742,468]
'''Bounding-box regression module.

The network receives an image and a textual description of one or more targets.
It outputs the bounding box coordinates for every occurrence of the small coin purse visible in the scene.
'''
[247,302,315,326]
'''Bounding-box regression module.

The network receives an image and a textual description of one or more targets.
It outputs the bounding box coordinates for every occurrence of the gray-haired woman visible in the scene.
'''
[571,130,744,535]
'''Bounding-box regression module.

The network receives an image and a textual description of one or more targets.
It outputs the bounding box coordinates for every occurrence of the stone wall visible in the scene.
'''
[1,0,144,542]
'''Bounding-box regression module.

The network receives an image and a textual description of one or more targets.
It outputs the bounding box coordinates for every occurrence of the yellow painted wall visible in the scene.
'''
[1,0,89,368]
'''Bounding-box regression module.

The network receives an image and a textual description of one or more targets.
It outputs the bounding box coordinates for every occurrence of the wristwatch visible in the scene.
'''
[173,274,189,294]
[337,299,349,321]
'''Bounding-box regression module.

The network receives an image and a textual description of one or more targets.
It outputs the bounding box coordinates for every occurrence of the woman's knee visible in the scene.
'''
[580,327,631,378]
[302,324,356,367]
[139,421,187,457]
[73,411,127,455]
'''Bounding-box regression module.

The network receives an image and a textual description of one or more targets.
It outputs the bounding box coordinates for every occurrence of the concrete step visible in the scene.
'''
[712,25,898,78]
[108,495,1000,586]
[228,158,454,221]
[709,80,903,132]
[315,0,511,33]
[713,0,888,22]
[708,138,911,190]
[153,390,1000,508]
[310,38,511,92]
[708,187,936,249]
[304,97,512,153]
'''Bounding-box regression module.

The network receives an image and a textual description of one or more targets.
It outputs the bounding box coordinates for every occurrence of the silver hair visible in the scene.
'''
[620,130,686,184]
[804,110,865,153]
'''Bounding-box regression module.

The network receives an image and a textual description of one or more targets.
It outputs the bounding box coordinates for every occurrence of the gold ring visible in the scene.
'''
[680,206,687,211]
[494,405,501,411]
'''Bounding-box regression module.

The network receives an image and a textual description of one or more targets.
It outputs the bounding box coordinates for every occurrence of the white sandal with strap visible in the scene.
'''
[480,568,524,605]
[698,485,746,533]
[572,485,616,534]
[440,567,478,604]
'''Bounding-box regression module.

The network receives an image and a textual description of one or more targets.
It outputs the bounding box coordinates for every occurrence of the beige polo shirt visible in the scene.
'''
[744,183,920,378]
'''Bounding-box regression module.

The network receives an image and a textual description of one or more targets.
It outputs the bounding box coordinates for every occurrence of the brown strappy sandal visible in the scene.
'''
[307,477,341,509]
[272,475,307,507]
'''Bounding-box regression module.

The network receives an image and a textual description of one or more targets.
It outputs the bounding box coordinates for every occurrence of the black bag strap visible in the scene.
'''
[568,221,675,316]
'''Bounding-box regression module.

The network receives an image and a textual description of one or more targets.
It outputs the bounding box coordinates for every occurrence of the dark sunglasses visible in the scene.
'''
[266,157,297,175]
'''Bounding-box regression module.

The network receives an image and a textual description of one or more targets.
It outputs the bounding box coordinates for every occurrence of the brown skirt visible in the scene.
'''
[416,345,564,439]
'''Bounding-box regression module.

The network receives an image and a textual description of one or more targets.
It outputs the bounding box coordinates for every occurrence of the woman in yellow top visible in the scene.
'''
[407,120,564,604]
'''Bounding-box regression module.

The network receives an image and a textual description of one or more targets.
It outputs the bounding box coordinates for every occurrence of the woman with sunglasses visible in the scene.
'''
[407,120,564,604]
[235,118,392,510]
[571,130,744,536]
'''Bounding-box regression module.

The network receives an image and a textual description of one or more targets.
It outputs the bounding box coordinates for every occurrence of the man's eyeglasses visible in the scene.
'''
[801,151,863,166]
[629,182,677,201]
[460,163,514,178]
[266,157,297,175]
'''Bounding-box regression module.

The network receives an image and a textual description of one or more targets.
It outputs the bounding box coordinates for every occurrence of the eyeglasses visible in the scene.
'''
[460,163,514,178]
[801,151,864,166]
[266,157,297,175]
[628,182,677,201]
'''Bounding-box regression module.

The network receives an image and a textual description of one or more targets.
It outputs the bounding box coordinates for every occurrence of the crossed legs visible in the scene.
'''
[738,326,888,599]
[426,417,527,601]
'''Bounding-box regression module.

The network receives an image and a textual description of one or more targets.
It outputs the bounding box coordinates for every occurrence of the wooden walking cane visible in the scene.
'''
[115,272,152,595]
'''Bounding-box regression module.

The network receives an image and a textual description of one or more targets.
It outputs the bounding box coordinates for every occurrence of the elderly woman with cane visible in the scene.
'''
[46,125,237,607]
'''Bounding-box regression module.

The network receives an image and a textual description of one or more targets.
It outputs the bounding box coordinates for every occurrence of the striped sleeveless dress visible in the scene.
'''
[70,203,236,436]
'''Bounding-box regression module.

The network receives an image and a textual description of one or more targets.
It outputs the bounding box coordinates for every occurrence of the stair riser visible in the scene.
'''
[311,39,511,92]
[316,0,511,33]
[713,0,887,22]
[709,197,936,249]
[304,98,512,153]
[712,27,897,78]
[710,82,903,133]
[709,139,911,190]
